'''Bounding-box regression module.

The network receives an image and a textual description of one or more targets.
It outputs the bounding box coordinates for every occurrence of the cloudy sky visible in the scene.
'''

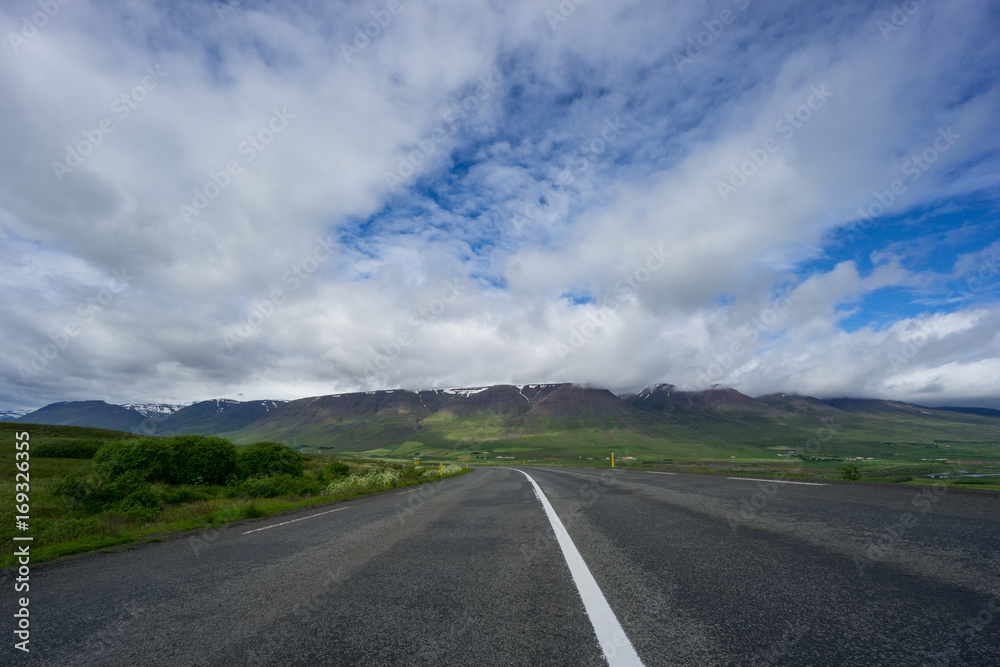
[1,0,999,410]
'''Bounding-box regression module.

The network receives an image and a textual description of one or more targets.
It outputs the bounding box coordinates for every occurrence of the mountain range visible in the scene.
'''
[13,398,284,436]
[11,384,1000,462]
[0,409,32,421]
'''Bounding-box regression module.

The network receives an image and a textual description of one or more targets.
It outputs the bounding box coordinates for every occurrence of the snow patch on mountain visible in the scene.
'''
[441,387,490,397]
[123,403,192,418]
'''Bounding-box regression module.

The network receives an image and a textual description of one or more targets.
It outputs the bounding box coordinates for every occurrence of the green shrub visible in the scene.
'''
[168,435,240,485]
[225,474,324,498]
[114,484,160,520]
[324,461,350,477]
[54,470,160,518]
[53,473,95,504]
[94,434,241,485]
[94,438,174,482]
[840,463,862,481]
[33,439,107,459]
[238,441,303,478]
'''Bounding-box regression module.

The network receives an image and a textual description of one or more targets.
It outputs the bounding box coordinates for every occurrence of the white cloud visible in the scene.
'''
[1,0,998,409]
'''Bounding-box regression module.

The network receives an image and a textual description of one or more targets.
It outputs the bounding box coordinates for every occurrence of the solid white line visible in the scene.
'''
[241,507,348,534]
[726,477,827,486]
[645,471,676,475]
[510,469,644,667]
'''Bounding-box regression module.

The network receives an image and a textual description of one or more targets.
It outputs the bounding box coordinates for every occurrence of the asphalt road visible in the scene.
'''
[4,467,999,666]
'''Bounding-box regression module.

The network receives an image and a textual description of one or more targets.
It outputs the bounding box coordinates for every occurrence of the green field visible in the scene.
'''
[327,408,1000,465]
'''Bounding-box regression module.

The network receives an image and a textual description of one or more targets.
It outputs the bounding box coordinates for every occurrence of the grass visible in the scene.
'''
[0,424,470,568]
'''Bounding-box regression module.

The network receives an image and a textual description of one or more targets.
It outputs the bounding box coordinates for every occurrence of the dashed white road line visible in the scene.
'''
[726,477,827,486]
[508,468,645,667]
[645,471,676,475]
[241,507,348,534]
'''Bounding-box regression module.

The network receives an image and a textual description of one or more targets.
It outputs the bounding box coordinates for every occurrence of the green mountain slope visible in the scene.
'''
[14,401,147,432]
[14,399,285,436]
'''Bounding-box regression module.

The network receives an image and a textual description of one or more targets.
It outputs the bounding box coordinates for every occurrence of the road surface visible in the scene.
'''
[4,466,999,665]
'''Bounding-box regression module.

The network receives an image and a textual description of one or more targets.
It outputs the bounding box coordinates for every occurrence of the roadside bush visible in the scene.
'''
[323,467,401,495]
[325,461,350,477]
[94,438,174,482]
[238,441,303,478]
[33,439,107,459]
[53,473,95,504]
[54,469,160,519]
[398,465,423,479]
[225,474,324,498]
[840,463,862,481]
[92,434,243,487]
[169,435,240,485]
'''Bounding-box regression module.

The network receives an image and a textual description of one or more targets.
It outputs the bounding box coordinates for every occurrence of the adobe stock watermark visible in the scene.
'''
[545,0,588,31]
[555,244,671,359]
[876,0,929,41]
[845,127,959,244]
[179,106,295,223]
[394,470,454,525]
[925,593,1000,667]
[716,84,833,202]
[340,0,409,63]
[752,621,810,666]
[222,235,336,351]
[673,0,752,72]
[726,419,838,534]
[510,116,628,236]
[85,603,144,658]
[887,251,997,372]
[245,567,347,665]
[17,268,133,383]
[7,0,72,53]
[361,278,466,381]
[521,470,617,565]
[383,71,502,192]
[695,286,798,389]
[448,407,510,456]
[852,465,960,575]
[51,65,169,182]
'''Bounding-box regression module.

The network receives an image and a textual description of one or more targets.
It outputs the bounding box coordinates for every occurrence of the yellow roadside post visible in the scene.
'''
[612,452,615,468]
[439,462,443,476]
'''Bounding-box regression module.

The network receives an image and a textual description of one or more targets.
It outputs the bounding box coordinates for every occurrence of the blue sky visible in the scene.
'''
[0,0,998,409]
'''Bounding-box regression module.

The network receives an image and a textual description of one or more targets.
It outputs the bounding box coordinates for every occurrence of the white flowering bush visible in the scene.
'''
[323,467,400,496]
[420,464,462,477]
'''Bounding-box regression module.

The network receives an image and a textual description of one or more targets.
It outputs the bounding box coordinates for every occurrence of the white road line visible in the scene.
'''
[726,477,827,486]
[645,471,676,475]
[241,507,348,534]
[509,468,645,667]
